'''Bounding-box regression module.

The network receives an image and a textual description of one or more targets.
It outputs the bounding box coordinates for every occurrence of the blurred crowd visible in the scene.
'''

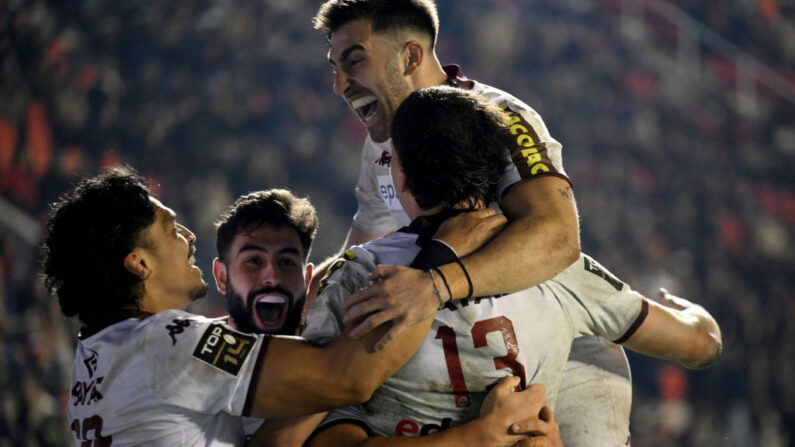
[0,0,793,445]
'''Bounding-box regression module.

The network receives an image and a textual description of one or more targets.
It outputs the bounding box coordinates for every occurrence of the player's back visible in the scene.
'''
[362,281,579,436]
[307,231,645,438]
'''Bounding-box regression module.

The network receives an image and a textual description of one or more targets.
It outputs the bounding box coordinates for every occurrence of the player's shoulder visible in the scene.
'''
[141,309,224,330]
[361,136,393,162]
[471,81,536,114]
[318,246,377,296]
[353,230,421,269]
[135,310,232,350]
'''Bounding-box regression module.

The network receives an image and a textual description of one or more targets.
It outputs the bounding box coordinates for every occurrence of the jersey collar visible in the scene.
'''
[442,65,474,90]
[399,209,474,247]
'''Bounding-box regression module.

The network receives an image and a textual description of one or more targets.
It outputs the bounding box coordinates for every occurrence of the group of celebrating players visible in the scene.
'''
[43,1,722,446]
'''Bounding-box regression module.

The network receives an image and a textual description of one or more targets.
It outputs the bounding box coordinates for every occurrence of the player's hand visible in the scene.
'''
[476,377,561,446]
[432,208,507,257]
[343,265,437,350]
[510,406,563,447]
[480,377,546,418]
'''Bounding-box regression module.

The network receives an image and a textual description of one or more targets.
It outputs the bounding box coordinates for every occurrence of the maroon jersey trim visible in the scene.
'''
[242,335,272,417]
[613,298,649,344]
[443,65,474,90]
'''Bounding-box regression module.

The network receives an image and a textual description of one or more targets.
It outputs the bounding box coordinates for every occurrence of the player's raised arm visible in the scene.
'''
[343,93,580,347]
[621,289,722,369]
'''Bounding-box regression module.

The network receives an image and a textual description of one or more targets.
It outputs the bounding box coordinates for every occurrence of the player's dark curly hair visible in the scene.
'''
[215,189,318,263]
[392,86,511,210]
[42,167,156,330]
[313,0,439,49]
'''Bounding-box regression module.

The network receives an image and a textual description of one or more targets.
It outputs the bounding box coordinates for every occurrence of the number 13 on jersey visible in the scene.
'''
[435,316,526,408]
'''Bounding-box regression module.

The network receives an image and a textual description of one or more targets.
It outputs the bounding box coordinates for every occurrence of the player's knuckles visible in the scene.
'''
[379,293,399,307]
[496,376,519,390]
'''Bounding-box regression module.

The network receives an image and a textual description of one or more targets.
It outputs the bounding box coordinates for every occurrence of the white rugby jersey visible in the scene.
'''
[351,65,568,235]
[348,65,633,445]
[303,228,646,437]
[67,309,268,446]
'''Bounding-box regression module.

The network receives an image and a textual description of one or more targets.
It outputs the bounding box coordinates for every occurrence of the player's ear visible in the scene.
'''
[124,250,151,280]
[213,258,228,294]
[402,40,423,76]
[304,263,314,290]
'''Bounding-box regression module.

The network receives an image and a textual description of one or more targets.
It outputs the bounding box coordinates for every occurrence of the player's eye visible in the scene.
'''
[246,257,263,266]
[278,258,296,267]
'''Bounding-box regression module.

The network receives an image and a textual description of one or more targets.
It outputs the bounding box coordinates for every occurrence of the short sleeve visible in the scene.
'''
[549,254,646,342]
[497,104,571,198]
[148,315,268,417]
[306,406,373,445]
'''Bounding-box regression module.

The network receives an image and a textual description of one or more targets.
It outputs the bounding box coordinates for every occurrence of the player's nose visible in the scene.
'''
[177,224,196,243]
[333,70,351,97]
[258,258,282,287]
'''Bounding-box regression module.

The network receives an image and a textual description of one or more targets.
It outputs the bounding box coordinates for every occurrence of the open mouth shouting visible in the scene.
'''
[351,95,379,125]
[252,291,291,332]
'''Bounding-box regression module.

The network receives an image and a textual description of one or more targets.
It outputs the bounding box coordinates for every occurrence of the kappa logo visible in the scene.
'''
[375,150,391,167]
[166,318,192,345]
[193,324,256,376]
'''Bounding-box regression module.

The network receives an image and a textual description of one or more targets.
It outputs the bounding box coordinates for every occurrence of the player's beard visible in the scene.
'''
[226,283,304,336]
[189,281,208,301]
[368,57,413,143]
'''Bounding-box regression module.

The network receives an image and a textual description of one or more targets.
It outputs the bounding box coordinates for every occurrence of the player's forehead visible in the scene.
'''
[229,224,304,260]
[328,19,385,62]
[149,197,176,223]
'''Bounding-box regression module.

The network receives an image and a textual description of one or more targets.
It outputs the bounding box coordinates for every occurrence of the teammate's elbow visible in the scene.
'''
[337,376,378,405]
[678,330,722,369]
[553,226,580,267]
[561,233,580,265]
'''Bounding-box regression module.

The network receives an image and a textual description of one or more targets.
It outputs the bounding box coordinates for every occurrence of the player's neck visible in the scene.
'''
[406,199,486,221]
[411,54,447,90]
[138,288,191,314]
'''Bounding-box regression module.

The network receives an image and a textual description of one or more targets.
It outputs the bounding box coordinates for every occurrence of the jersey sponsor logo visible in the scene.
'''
[83,350,99,378]
[500,104,553,177]
[74,349,105,407]
[395,418,452,436]
[583,256,624,291]
[72,376,105,406]
[166,318,192,345]
[377,175,402,211]
[192,323,256,376]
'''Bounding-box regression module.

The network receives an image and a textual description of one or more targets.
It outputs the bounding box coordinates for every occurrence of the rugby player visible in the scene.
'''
[43,168,439,445]
[309,1,645,444]
[301,87,721,445]
[211,189,562,446]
